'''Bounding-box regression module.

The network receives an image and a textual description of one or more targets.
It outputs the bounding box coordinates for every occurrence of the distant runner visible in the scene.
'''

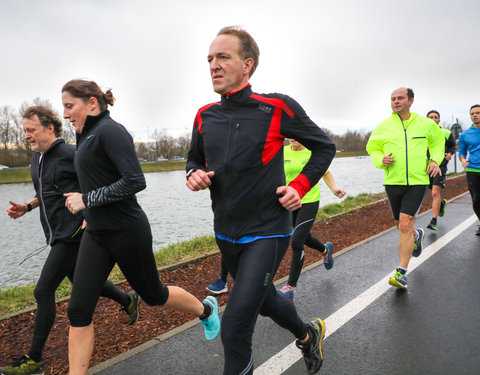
[366,87,444,289]
[459,104,480,235]
[425,110,456,230]
[278,139,345,299]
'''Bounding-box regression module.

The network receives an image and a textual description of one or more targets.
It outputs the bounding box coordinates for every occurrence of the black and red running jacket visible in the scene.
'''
[186,84,336,241]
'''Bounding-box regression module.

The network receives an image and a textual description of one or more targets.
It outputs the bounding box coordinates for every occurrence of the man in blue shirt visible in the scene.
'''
[459,104,480,235]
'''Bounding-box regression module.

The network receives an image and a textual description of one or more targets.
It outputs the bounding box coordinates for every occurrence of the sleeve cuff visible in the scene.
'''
[288,174,312,199]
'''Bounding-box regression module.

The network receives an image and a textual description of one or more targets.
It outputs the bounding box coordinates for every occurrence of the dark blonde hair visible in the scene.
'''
[22,105,63,137]
[217,26,259,77]
[62,79,115,111]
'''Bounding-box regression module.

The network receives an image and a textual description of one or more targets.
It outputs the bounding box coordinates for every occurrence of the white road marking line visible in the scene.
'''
[254,214,478,375]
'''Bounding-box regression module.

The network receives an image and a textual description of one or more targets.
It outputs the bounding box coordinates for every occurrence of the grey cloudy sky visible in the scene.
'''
[1,0,478,140]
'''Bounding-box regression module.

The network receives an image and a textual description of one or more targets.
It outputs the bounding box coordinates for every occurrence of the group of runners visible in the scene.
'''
[2,25,479,375]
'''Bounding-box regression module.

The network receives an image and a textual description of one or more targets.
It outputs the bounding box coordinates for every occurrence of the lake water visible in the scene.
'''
[0,155,463,289]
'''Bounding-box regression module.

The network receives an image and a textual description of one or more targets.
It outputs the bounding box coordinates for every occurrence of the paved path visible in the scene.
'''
[90,193,480,375]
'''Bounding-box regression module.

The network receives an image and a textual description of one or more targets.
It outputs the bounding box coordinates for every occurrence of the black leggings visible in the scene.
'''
[29,240,128,360]
[467,171,480,221]
[68,213,169,327]
[216,237,308,375]
[289,201,326,287]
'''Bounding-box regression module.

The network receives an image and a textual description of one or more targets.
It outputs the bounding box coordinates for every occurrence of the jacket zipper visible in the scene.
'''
[398,115,409,185]
[37,157,53,245]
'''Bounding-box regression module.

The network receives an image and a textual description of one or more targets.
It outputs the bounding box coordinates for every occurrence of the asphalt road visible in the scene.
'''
[90,193,480,375]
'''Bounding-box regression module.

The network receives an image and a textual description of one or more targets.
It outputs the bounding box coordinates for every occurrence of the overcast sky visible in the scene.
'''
[1,0,478,140]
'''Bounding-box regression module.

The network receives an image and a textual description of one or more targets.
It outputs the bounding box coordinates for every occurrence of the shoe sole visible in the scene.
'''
[206,287,228,294]
[388,277,407,289]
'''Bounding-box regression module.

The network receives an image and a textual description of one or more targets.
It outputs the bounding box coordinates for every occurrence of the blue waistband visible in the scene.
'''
[215,232,293,244]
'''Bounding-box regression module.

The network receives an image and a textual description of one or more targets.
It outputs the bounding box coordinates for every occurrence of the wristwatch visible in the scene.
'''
[186,168,197,179]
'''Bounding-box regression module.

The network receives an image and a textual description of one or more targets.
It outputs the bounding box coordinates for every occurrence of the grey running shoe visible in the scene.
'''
[412,228,425,257]
[296,318,326,374]
[0,355,44,375]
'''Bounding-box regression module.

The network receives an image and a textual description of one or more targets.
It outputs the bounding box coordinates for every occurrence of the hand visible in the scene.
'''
[64,192,86,214]
[460,158,469,169]
[444,153,452,161]
[82,219,87,229]
[186,170,215,191]
[6,200,27,219]
[382,153,395,166]
[276,185,301,211]
[333,188,346,199]
[427,160,441,177]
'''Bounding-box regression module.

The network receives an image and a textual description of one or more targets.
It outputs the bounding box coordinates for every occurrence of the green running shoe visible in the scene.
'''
[427,219,437,231]
[388,268,407,289]
[439,199,447,217]
[0,355,44,375]
[296,318,326,374]
[121,290,140,325]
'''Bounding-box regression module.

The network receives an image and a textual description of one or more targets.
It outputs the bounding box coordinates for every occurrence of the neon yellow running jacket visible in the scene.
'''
[366,112,445,185]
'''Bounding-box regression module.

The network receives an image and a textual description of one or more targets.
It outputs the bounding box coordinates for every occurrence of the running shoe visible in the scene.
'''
[426,219,437,231]
[322,242,334,270]
[200,296,220,340]
[439,199,447,217]
[278,284,295,299]
[475,225,480,236]
[0,354,44,375]
[120,290,140,325]
[412,228,425,257]
[206,277,228,294]
[296,318,326,374]
[388,268,407,289]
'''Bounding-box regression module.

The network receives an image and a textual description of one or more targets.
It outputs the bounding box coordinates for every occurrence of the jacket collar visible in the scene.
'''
[41,138,65,157]
[220,84,252,104]
[76,110,110,144]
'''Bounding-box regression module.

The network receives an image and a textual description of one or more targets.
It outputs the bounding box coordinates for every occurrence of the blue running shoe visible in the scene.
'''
[439,199,447,217]
[278,284,295,299]
[323,242,334,270]
[206,277,228,294]
[388,268,407,289]
[200,296,220,340]
[412,228,425,257]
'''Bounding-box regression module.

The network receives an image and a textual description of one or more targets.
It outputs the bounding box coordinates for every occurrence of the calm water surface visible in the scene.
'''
[0,155,462,288]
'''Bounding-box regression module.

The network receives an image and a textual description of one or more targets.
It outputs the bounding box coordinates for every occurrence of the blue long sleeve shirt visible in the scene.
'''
[459,125,480,171]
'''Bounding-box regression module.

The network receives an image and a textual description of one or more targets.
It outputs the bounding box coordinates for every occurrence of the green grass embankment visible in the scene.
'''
[0,192,383,317]
[0,161,187,184]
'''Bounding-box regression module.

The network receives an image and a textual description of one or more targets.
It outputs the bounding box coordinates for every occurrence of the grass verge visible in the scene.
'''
[0,194,382,317]
[0,162,187,184]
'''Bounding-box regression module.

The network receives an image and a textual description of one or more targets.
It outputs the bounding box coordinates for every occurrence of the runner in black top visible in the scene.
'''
[187,26,336,375]
[61,79,220,375]
[2,106,138,375]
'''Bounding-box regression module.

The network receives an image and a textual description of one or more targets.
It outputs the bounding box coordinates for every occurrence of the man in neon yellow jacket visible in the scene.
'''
[366,87,444,289]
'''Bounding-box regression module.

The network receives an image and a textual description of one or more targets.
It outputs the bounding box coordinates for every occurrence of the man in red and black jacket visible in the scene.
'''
[186,26,335,375]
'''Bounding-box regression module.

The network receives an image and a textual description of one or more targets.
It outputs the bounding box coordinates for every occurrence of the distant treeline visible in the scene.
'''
[1,100,373,167]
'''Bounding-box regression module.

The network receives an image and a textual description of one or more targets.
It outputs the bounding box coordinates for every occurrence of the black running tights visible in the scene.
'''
[467,171,480,221]
[217,237,308,375]
[288,201,325,287]
[68,214,169,327]
[29,240,128,361]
